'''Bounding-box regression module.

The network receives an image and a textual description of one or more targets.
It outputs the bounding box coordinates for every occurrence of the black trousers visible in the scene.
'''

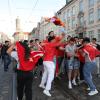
[79,62,84,80]
[17,70,33,100]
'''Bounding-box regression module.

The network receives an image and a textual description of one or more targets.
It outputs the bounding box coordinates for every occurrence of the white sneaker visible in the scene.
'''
[68,83,72,89]
[39,84,45,89]
[88,89,98,96]
[87,87,90,91]
[72,80,77,86]
[43,90,51,97]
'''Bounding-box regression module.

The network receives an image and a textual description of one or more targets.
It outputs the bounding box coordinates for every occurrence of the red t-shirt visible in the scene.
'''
[43,42,59,61]
[83,44,100,61]
[56,43,65,57]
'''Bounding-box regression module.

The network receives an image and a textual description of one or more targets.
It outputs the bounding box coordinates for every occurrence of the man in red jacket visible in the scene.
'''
[82,37,100,96]
[39,35,63,97]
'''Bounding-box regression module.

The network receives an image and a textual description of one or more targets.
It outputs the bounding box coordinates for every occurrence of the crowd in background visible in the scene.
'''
[0,31,100,100]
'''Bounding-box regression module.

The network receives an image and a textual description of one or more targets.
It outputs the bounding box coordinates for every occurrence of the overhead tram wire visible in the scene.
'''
[8,0,13,23]
[8,0,11,15]
[28,0,39,20]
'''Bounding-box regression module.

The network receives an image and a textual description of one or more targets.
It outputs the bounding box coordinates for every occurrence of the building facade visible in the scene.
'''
[0,32,9,43]
[29,27,39,40]
[57,0,100,40]
[79,0,100,41]
[31,0,100,41]
[56,0,79,37]
[39,17,60,40]
[13,17,29,41]
[13,32,29,41]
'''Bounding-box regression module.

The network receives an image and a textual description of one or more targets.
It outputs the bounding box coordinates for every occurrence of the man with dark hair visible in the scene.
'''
[29,40,34,50]
[1,41,11,71]
[92,38,100,50]
[48,31,54,36]
[65,37,80,89]
[91,38,100,76]
[39,34,64,97]
[82,37,99,96]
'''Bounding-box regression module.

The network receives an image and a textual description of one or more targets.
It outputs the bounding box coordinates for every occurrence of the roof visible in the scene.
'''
[56,0,74,14]
[13,32,29,36]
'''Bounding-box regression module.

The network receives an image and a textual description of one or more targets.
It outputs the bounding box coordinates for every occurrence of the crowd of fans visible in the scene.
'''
[0,31,100,100]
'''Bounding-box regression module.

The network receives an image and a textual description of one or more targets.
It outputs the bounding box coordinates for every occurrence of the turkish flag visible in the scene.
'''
[83,44,100,61]
[16,42,44,71]
[45,16,65,27]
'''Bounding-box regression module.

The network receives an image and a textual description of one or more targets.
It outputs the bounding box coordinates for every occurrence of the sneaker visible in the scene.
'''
[88,89,98,96]
[72,80,77,86]
[43,90,51,97]
[87,87,90,91]
[39,84,45,89]
[68,83,72,89]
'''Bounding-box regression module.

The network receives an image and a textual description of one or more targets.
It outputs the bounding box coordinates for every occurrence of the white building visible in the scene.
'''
[0,32,9,43]
[57,0,100,40]
[56,0,79,37]
[13,17,29,41]
[32,0,100,41]
[39,17,60,40]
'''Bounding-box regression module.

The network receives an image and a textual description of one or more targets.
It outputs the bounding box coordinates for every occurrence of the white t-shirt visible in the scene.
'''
[11,51,18,62]
[65,44,76,58]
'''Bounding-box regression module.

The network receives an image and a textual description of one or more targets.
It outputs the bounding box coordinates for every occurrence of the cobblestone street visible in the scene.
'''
[0,60,69,100]
[0,60,13,100]
[0,59,100,100]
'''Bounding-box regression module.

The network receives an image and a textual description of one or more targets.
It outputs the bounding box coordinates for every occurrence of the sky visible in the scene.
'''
[0,0,65,37]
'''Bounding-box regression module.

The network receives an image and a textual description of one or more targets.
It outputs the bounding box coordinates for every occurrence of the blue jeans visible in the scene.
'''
[83,62,96,91]
[4,55,11,71]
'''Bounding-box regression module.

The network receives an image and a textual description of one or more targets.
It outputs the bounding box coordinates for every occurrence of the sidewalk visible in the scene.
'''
[55,73,100,100]
[0,60,13,100]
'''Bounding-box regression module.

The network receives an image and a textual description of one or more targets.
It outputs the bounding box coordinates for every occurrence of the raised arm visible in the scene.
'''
[7,44,15,55]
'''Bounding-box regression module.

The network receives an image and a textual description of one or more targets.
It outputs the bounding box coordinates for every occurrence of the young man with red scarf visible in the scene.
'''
[82,37,100,96]
[39,34,64,97]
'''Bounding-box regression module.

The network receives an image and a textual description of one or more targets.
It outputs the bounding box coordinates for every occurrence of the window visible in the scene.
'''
[89,0,94,8]
[72,6,76,15]
[72,19,76,29]
[62,12,66,22]
[98,8,100,21]
[79,0,84,12]
[64,11,67,20]
[67,19,71,30]
[79,16,84,26]
[88,10,94,24]
[67,9,71,18]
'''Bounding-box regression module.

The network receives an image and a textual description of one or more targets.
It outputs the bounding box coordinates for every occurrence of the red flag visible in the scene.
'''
[16,42,44,71]
[45,16,65,27]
